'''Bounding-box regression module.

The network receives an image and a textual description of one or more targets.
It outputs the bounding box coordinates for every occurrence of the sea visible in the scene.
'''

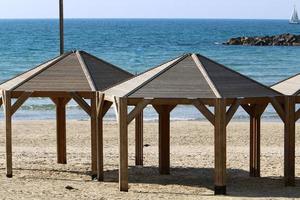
[0,19,299,121]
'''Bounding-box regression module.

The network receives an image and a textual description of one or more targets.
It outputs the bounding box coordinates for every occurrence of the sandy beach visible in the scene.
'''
[0,120,299,199]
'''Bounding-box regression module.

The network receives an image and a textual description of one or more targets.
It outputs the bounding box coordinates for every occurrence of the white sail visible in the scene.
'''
[290,5,300,24]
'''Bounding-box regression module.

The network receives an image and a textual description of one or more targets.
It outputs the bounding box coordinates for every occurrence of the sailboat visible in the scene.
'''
[290,5,300,24]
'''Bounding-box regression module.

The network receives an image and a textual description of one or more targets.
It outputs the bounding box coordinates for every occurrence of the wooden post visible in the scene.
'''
[119,98,128,191]
[59,0,64,55]
[135,111,143,166]
[97,100,112,181]
[54,97,70,164]
[3,91,12,177]
[214,98,227,195]
[249,106,261,177]
[97,93,104,181]
[91,94,98,179]
[284,96,295,186]
[154,105,175,175]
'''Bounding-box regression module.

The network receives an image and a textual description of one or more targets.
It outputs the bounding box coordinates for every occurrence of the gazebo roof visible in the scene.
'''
[271,73,300,96]
[104,53,281,99]
[0,50,133,92]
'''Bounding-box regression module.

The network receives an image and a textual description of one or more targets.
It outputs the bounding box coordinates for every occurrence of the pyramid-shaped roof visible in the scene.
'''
[271,73,300,95]
[104,53,281,99]
[0,50,133,92]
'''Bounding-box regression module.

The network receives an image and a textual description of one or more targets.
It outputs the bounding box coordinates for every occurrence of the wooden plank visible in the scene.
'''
[192,99,215,125]
[127,99,152,124]
[135,111,143,166]
[70,92,91,116]
[55,97,70,164]
[214,98,227,195]
[97,92,104,181]
[91,93,98,179]
[127,97,272,107]
[11,91,92,99]
[270,97,285,122]
[118,98,128,191]
[226,99,240,125]
[3,90,13,177]
[11,92,32,115]
[284,96,295,186]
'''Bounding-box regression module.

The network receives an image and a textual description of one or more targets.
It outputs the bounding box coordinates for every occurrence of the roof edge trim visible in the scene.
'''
[270,72,300,88]
[76,51,96,91]
[192,53,221,98]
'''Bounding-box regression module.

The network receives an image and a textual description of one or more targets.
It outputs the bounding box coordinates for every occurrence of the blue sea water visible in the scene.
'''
[0,19,299,121]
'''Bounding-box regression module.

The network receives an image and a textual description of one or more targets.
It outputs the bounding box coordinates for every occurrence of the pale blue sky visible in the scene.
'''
[0,0,298,19]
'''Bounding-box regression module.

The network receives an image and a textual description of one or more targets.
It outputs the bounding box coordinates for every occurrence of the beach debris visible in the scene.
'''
[144,144,150,147]
[65,185,75,190]
[223,33,300,46]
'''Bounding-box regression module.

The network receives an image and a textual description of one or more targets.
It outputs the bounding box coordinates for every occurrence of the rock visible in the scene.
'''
[223,33,300,46]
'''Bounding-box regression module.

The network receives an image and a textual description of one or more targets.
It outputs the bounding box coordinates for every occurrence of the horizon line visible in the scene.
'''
[0,17,289,20]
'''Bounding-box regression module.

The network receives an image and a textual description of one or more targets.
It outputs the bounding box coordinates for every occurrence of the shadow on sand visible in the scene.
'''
[103,166,300,198]
[11,166,300,198]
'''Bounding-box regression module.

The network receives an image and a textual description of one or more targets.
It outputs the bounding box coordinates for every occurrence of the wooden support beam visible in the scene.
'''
[95,99,112,181]
[284,96,295,186]
[135,111,143,166]
[96,93,104,181]
[51,97,70,164]
[11,92,32,115]
[2,90,13,178]
[102,101,112,117]
[118,98,129,191]
[70,92,91,116]
[90,93,98,179]
[192,99,215,125]
[153,105,176,175]
[295,108,300,122]
[241,104,252,116]
[270,97,285,122]
[226,99,240,125]
[214,98,227,195]
[249,104,267,178]
[249,105,260,177]
[113,96,119,120]
[127,99,151,124]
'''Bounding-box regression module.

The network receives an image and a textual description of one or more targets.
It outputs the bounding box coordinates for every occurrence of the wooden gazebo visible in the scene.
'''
[271,73,300,186]
[101,53,283,194]
[0,50,133,179]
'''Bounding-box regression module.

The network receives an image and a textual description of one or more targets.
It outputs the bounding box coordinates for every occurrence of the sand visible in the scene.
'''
[0,120,299,199]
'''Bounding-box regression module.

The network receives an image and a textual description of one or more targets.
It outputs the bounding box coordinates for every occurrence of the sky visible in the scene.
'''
[0,0,298,19]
